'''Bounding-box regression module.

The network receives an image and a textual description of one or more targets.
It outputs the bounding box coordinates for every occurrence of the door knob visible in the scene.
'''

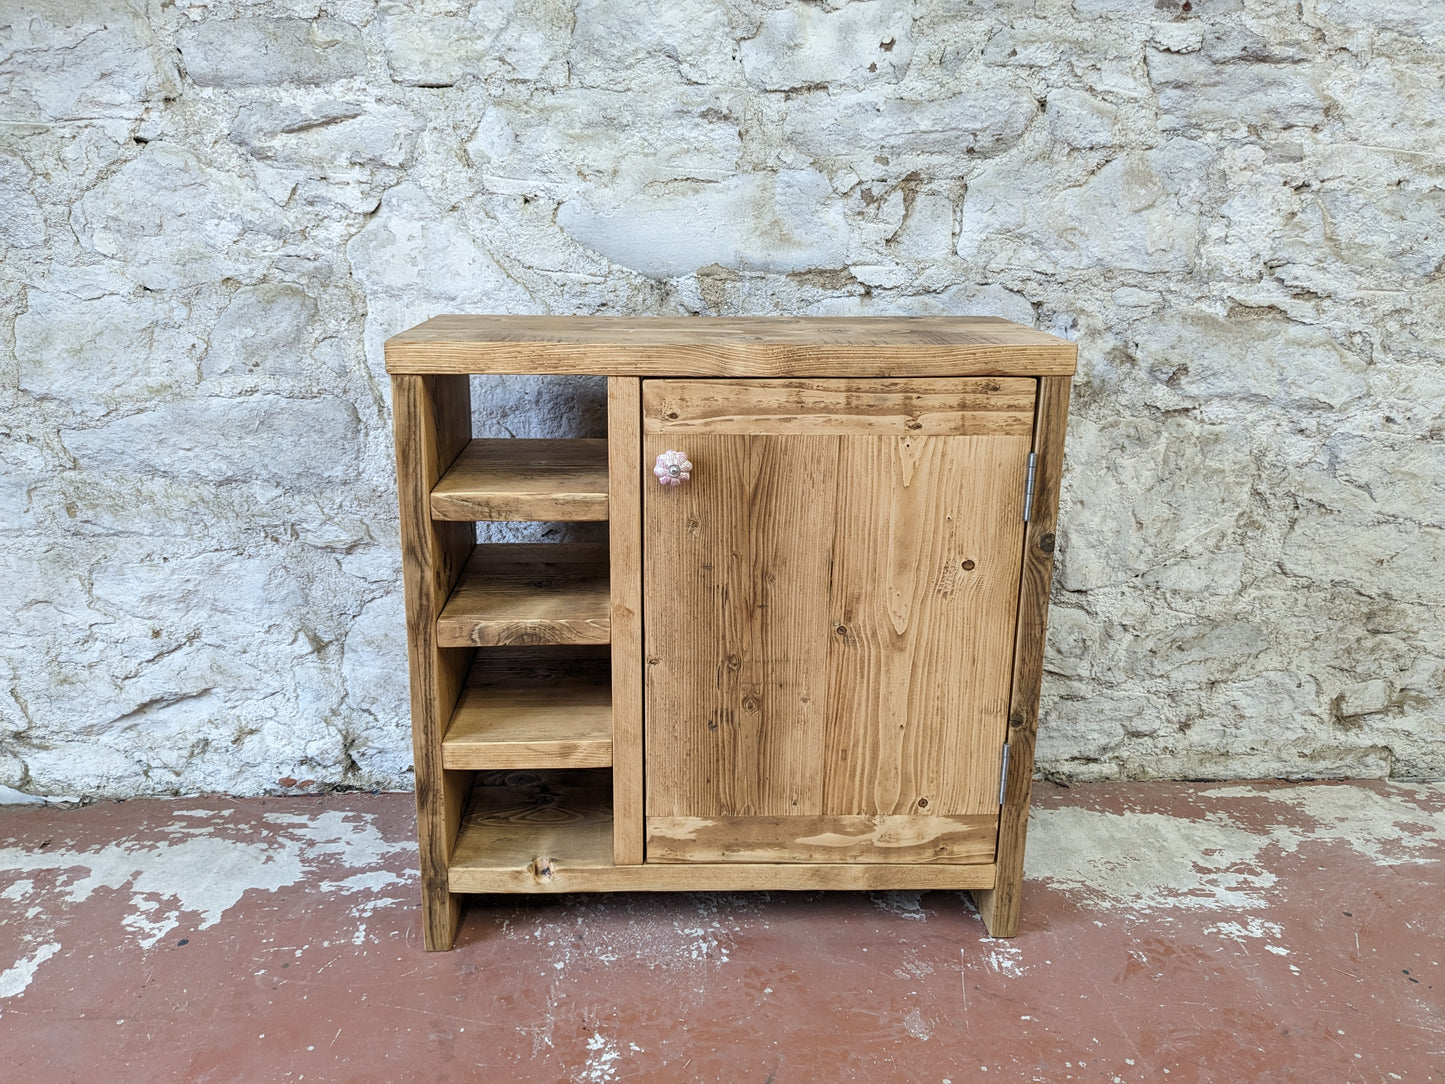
[653,450,693,486]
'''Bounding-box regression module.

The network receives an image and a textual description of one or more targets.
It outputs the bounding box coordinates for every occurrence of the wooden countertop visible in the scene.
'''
[384,315,1077,377]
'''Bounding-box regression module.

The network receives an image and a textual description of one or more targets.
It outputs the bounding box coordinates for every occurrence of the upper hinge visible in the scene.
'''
[997,742,1011,806]
[1022,453,1038,522]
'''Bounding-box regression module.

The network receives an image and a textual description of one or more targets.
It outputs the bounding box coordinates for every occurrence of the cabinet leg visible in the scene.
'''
[968,885,1019,938]
[421,883,462,952]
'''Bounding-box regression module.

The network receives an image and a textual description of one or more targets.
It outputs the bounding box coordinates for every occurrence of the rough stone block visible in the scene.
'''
[71,143,285,290]
[740,0,914,90]
[557,170,849,279]
[1339,680,1390,718]
[202,285,318,382]
[1148,50,1327,130]
[958,144,1208,273]
[16,290,201,416]
[786,88,1038,165]
[1132,309,1368,410]
[177,17,365,87]
[568,0,735,89]
[1057,414,1253,591]
[61,395,362,488]
[0,0,179,122]
[230,101,420,172]
[1046,88,1117,149]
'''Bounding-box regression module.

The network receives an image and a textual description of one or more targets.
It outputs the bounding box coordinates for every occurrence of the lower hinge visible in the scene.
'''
[998,742,1011,806]
[1022,453,1038,522]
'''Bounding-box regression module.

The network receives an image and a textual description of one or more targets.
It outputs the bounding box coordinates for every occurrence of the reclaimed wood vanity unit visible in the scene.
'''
[385,316,1076,951]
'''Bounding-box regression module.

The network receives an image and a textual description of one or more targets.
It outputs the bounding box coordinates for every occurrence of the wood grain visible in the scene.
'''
[821,432,1030,817]
[385,315,1076,377]
[436,543,610,647]
[643,379,1035,862]
[643,378,1035,436]
[646,813,997,864]
[969,375,1072,938]
[430,438,608,521]
[442,648,611,770]
[448,768,997,893]
[392,373,475,951]
[643,433,840,823]
[607,377,645,865]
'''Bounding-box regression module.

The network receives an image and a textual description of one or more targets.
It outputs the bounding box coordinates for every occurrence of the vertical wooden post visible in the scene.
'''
[971,374,1072,937]
[608,378,646,864]
[392,374,475,950]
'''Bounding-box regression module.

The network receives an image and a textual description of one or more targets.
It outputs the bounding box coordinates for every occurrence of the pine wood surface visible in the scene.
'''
[607,378,646,865]
[385,316,1076,376]
[430,438,609,521]
[643,379,1033,863]
[448,770,997,893]
[442,648,612,770]
[643,378,1036,436]
[646,813,998,864]
[970,375,1073,938]
[392,374,476,951]
[436,543,610,647]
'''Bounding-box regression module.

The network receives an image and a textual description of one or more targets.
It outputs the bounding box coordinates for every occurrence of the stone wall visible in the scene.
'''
[1,0,1440,799]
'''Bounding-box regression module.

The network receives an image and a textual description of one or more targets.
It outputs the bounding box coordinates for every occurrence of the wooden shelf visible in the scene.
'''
[450,769,615,891]
[447,770,998,893]
[431,438,608,522]
[442,648,611,770]
[437,543,610,647]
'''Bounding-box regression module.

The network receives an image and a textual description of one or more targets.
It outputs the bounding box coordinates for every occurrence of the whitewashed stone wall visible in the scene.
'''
[1,0,1440,799]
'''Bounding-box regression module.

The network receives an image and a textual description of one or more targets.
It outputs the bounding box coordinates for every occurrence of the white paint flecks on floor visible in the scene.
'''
[0,942,60,1000]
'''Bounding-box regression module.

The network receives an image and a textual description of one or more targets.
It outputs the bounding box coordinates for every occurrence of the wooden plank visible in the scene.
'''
[384,315,1077,376]
[430,438,608,522]
[392,373,475,952]
[646,813,997,864]
[442,648,612,770]
[970,375,1072,938]
[821,432,1031,818]
[642,433,841,822]
[436,543,610,647]
[643,378,1035,436]
[450,769,615,879]
[607,378,646,865]
[449,861,998,894]
[448,769,997,894]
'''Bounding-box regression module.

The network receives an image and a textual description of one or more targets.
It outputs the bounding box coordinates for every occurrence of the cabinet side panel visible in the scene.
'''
[608,378,646,864]
[393,374,475,951]
[972,375,1071,937]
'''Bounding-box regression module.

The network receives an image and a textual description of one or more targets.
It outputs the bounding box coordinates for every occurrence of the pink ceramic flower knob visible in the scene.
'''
[653,449,693,486]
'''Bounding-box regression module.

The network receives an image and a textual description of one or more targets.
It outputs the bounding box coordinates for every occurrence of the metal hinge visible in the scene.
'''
[997,742,1011,806]
[1022,453,1038,522]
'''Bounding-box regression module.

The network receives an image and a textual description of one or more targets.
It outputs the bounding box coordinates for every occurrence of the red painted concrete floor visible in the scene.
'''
[1,781,1441,1083]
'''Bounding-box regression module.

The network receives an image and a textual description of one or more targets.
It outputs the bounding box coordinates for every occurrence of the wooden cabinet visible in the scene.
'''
[387,317,1075,951]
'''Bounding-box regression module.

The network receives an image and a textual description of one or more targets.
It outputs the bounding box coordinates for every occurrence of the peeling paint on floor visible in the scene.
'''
[1,783,1440,1080]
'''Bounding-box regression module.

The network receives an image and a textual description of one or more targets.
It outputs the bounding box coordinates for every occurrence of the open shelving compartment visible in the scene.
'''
[392,374,636,948]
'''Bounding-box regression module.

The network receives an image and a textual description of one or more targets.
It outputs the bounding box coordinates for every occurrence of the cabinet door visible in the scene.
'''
[642,378,1036,864]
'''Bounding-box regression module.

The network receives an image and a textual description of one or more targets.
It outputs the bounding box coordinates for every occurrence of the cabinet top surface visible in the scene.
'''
[384,315,1076,377]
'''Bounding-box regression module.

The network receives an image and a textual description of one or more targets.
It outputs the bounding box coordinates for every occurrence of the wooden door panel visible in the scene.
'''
[643,379,1034,863]
[822,433,1030,816]
[643,433,841,821]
